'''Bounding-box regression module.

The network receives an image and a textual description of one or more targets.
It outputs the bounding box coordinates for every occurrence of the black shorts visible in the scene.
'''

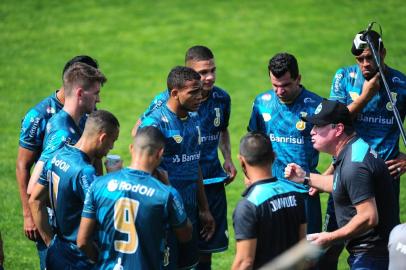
[198,182,229,253]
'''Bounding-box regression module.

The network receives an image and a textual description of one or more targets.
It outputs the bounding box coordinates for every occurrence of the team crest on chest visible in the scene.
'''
[172,135,183,143]
[296,112,307,131]
[213,107,221,127]
[262,113,271,122]
[386,92,398,111]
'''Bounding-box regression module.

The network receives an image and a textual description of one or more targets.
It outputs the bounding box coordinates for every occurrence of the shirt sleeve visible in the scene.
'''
[75,166,97,201]
[233,199,258,240]
[247,98,265,133]
[329,68,349,104]
[342,161,375,205]
[221,93,231,130]
[82,182,97,219]
[39,129,70,162]
[38,159,52,186]
[168,187,188,228]
[19,109,47,151]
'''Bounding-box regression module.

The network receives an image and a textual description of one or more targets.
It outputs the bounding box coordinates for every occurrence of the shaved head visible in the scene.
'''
[133,126,165,155]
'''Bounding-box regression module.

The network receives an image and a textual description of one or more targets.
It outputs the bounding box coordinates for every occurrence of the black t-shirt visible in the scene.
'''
[233,178,306,269]
[333,137,399,255]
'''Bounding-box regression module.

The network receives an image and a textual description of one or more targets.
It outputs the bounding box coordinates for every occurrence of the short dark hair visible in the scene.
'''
[185,46,214,63]
[268,53,299,79]
[63,62,107,96]
[83,110,120,137]
[167,66,201,92]
[62,55,98,80]
[239,132,275,166]
[134,126,165,155]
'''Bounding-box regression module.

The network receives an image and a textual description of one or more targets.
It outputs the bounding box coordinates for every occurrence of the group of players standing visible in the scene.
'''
[14,27,406,270]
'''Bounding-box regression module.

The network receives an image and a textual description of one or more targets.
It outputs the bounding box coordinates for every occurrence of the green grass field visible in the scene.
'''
[1,0,405,269]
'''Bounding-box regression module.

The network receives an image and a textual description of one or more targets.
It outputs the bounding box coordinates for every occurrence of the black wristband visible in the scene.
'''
[303,172,310,186]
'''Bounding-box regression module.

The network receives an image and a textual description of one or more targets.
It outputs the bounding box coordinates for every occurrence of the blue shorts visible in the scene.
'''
[348,253,388,270]
[164,222,199,270]
[198,182,228,253]
[46,236,93,270]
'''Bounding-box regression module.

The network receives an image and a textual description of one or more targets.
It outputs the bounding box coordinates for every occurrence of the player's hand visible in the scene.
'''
[223,160,237,185]
[386,157,406,179]
[104,159,123,173]
[307,232,333,248]
[23,214,39,241]
[284,163,306,184]
[199,210,215,241]
[308,187,319,196]
[153,168,170,185]
[362,72,380,100]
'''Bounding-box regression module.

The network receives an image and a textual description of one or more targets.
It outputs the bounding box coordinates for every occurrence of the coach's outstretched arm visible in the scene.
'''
[284,163,333,193]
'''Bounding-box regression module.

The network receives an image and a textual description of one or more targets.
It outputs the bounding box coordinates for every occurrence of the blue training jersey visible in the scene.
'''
[248,87,322,192]
[82,168,187,270]
[19,91,63,153]
[19,91,87,157]
[329,64,406,161]
[38,145,96,242]
[142,87,230,185]
[39,109,83,162]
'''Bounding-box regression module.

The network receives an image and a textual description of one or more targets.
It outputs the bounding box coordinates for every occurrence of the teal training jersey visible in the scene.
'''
[141,87,230,185]
[82,168,187,270]
[329,64,406,161]
[248,87,322,192]
[38,145,96,242]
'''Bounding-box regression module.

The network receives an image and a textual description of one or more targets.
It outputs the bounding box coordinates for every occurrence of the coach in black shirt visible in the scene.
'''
[232,132,306,270]
[285,99,399,269]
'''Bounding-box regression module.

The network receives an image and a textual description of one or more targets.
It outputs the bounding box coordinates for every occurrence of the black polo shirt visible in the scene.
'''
[332,137,399,255]
[233,177,306,269]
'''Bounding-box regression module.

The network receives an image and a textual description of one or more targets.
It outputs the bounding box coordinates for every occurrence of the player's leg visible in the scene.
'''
[198,183,229,270]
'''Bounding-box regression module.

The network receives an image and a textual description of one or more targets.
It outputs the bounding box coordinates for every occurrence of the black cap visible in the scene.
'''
[301,99,353,126]
[351,30,384,56]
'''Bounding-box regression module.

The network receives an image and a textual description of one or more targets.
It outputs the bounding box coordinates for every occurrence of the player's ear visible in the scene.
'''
[76,87,84,98]
[297,74,302,84]
[129,143,134,154]
[98,132,107,144]
[156,147,164,160]
[170,88,179,99]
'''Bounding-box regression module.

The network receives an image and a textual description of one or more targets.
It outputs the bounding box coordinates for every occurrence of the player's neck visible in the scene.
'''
[62,100,84,126]
[56,87,65,104]
[166,99,188,118]
[246,167,273,185]
[74,138,96,161]
[128,161,154,174]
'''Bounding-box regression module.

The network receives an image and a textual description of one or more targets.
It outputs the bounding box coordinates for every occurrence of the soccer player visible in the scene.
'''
[232,132,306,270]
[132,45,236,269]
[77,126,193,269]
[139,66,215,269]
[248,52,323,234]
[16,55,98,270]
[285,99,399,269]
[29,110,120,269]
[27,62,106,195]
[323,29,406,269]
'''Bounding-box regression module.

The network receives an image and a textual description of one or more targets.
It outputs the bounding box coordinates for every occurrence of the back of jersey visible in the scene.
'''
[83,168,186,270]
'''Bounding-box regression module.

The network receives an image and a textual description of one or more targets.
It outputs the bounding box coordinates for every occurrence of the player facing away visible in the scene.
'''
[27,62,107,195]
[16,55,99,270]
[131,46,236,270]
[139,66,215,269]
[29,110,120,270]
[232,132,306,270]
[77,126,192,269]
